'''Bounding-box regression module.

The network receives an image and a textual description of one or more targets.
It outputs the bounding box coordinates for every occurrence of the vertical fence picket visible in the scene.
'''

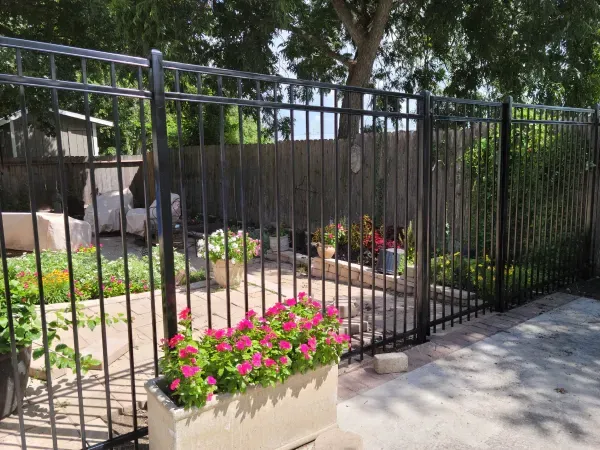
[149,49,177,339]
[495,96,512,312]
[416,91,431,343]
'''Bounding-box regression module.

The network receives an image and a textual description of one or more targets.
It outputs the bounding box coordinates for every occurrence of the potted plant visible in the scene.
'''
[0,279,125,419]
[312,223,346,259]
[198,229,260,289]
[269,227,289,253]
[145,293,350,450]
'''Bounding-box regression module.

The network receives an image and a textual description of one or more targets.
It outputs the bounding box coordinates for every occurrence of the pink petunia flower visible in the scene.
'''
[302,321,313,330]
[235,335,253,350]
[179,348,188,358]
[285,298,297,307]
[299,343,310,358]
[226,328,235,337]
[205,328,215,336]
[312,313,323,326]
[206,393,214,402]
[178,307,191,320]
[307,336,317,351]
[282,321,297,332]
[252,352,262,368]
[169,334,185,348]
[181,365,200,378]
[170,378,180,390]
[298,291,307,300]
[279,340,292,350]
[326,306,338,317]
[247,309,257,319]
[279,356,289,365]
[264,358,276,367]
[237,319,254,331]
[237,361,253,376]
[213,329,226,340]
[289,313,296,319]
[185,345,198,354]
[216,342,232,352]
[259,338,273,348]
[206,376,217,385]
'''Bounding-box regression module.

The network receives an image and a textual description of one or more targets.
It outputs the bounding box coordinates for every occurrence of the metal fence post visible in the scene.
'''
[416,90,432,343]
[585,104,600,276]
[495,96,512,312]
[149,49,178,339]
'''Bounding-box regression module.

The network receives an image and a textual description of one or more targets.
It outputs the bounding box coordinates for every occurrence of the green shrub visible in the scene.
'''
[431,252,533,302]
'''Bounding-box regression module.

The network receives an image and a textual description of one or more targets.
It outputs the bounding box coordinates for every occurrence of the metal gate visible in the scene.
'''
[0,36,597,449]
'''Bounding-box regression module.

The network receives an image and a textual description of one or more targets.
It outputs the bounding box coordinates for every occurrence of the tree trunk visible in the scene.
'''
[336,0,394,140]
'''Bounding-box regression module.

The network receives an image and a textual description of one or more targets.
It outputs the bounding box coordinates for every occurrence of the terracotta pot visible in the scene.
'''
[0,346,31,420]
[317,244,336,259]
[212,259,243,289]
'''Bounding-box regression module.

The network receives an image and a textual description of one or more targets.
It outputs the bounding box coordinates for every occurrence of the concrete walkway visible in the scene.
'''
[338,296,600,449]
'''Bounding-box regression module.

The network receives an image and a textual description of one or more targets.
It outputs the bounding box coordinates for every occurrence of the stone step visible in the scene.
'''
[340,319,371,336]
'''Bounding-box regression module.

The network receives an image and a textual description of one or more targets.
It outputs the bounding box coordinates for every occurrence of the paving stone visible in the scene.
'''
[315,427,363,450]
[373,352,408,374]
[81,336,130,371]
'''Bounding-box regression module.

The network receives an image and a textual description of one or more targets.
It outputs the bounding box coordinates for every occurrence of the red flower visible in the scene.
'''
[169,334,184,348]
[282,321,297,332]
[178,308,191,320]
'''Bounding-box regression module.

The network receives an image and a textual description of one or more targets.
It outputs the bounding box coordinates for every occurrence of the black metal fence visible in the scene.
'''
[0,36,598,449]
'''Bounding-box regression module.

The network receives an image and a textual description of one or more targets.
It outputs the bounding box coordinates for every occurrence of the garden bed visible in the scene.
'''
[0,245,205,307]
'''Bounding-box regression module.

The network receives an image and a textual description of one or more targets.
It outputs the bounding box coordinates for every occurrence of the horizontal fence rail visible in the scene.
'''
[0,36,598,449]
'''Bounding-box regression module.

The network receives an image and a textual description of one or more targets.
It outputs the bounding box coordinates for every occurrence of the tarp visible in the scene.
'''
[126,193,181,237]
[149,193,181,220]
[84,189,133,233]
[126,208,147,237]
[2,212,91,252]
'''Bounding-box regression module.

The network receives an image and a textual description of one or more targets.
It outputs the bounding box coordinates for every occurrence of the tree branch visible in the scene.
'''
[331,0,366,46]
[368,0,395,38]
[286,25,355,68]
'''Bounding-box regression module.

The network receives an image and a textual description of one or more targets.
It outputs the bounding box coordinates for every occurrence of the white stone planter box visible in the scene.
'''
[145,364,338,450]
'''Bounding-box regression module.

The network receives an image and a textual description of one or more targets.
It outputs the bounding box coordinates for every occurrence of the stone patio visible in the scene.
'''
[0,236,483,449]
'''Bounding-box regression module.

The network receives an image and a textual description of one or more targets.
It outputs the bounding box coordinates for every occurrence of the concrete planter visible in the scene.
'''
[269,235,289,252]
[213,259,243,289]
[145,364,338,450]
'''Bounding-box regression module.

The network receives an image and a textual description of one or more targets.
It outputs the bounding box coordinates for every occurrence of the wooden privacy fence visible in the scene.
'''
[163,128,487,236]
[0,155,146,216]
[0,128,485,237]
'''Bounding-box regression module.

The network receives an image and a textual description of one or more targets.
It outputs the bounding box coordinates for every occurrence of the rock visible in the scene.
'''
[337,301,359,319]
[314,427,363,450]
[373,352,408,374]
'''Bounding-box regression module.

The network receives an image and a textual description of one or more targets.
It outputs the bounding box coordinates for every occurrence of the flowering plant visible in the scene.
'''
[198,229,260,264]
[312,223,347,247]
[159,293,350,409]
[0,279,126,373]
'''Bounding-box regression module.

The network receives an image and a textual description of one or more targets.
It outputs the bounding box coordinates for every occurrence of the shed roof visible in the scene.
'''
[0,109,114,127]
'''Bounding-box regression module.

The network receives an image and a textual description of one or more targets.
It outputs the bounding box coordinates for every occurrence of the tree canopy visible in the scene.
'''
[1,0,599,151]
